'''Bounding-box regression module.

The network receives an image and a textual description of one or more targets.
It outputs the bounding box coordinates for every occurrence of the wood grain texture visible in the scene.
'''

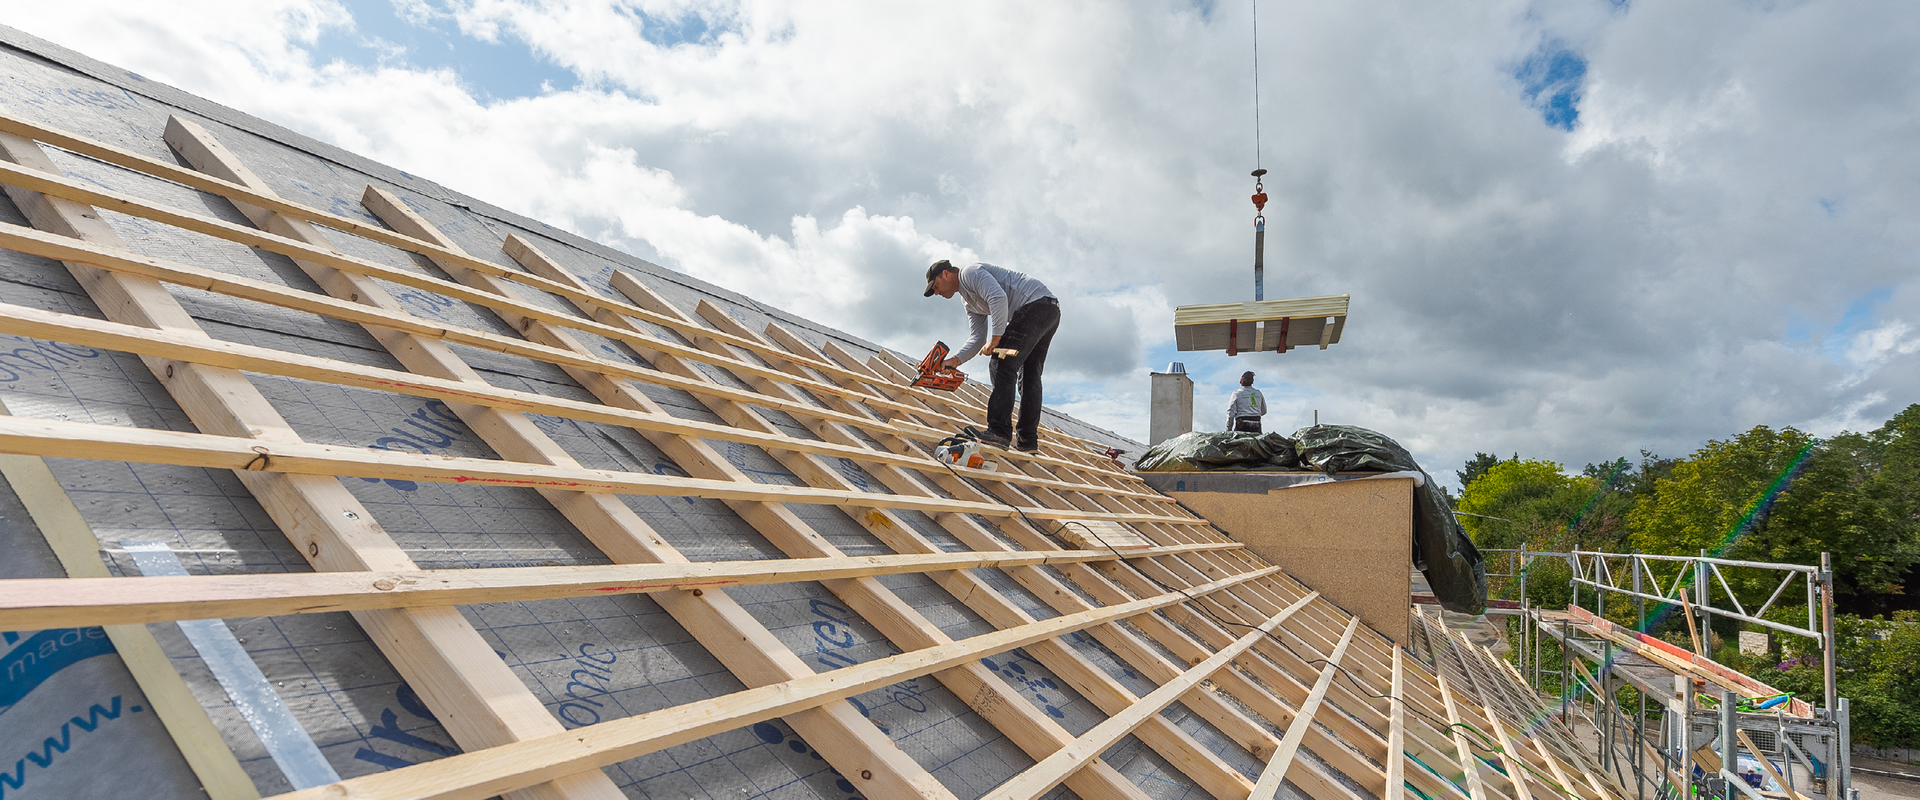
[0,397,259,800]
[1172,478,1415,644]
[264,569,1276,800]
[0,543,1230,629]
[0,105,1597,800]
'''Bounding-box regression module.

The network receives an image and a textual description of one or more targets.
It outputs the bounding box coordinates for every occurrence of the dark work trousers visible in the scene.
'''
[987,297,1061,447]
[1232,417,1262,433]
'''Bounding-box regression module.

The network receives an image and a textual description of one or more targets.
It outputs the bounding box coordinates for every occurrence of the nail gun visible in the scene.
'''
[910,341,967,391]
[911,341,1022,392]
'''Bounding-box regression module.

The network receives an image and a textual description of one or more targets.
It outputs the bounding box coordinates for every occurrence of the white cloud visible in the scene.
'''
[7,0,1920,481]
[1845,320,1920,370]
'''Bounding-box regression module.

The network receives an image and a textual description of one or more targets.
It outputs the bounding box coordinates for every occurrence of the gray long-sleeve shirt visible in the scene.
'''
[949,263,1054,368]
[1227,387,1266,428]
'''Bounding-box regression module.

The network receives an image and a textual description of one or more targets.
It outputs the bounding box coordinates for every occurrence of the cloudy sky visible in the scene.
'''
[10,0,1919,487]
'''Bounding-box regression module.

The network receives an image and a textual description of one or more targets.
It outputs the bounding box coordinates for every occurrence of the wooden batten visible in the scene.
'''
[0,108,1614,800]
[1053,519,1156,551]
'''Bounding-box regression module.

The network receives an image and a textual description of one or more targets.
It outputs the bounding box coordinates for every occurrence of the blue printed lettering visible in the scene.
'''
[369,708,453,755]
[370,436,433,455]
[564,669,612,705]
[557,703,600,727]
[352,748,415,770]
[577,643,615,664]
[354,684,453,771]
[391,419,455,448]
[811,620,853,648]
[557,644,618,729]
[64,696,124,732]
[0,337,104,386]
[23,726,68,768]
[0,759,23,794]
[2,628,115,706]
[395,683,437,722]
[409,407,464,436]
[0,696,134,797]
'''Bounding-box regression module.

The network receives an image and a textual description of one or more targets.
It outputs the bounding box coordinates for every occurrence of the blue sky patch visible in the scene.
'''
[1516,42,1586,131]
[313,0,577,100]
[1789,287,1892,363]
[1834,287,1892,336]
[626,6,731,48]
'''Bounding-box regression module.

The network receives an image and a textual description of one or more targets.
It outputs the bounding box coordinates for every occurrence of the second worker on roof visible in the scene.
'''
[1227,371,1266,433]
[924,260,1060,453]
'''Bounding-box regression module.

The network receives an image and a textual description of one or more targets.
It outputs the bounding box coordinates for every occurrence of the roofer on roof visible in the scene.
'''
[1227,371,1266,433]
[924,260,1060,453]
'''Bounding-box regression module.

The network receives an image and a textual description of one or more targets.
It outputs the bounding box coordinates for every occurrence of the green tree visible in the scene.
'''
[1627,425,1815,557]
[1457,452,1501,489]
[1864,404,1920,607]
[1875,405,1920,516]
[1761,612,1920,747]
[1459,459,1634,552]
[1457,458,1636,612]
[1582,450,1675,498]
[1627,450,1679,497]
[1628,423,1920,606]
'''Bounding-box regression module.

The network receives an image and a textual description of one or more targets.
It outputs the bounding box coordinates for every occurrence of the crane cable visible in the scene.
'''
[1251,0,1270,302]
[1252,0,1262,171]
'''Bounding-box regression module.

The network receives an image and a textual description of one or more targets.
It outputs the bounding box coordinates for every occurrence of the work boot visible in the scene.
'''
[1015,439,1040,453]
[975,430,1012,449]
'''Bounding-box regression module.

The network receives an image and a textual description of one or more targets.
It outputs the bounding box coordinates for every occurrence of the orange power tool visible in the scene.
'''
[910,342,967,391]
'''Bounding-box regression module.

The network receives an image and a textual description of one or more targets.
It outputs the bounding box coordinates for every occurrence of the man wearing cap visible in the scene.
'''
[1227,371,1266,433]
[924,260,1060,452]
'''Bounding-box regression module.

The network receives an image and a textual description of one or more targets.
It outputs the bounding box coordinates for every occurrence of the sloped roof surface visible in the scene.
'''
[0,25,1618,800]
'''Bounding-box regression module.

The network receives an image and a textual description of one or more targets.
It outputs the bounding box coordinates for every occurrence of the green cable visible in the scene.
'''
[1438,721,1591,800]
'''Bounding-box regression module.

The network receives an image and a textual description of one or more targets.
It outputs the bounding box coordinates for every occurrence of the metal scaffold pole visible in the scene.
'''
[1820,551,1837,713]
[1720,689,1737,800]
[1573,552,1582,610]
[1698,550,1713,657]
[1634,551,1645,630]
[1680,675,1696,798]
[1561,617,1572,722]
[1472,545,1852,800]
[1634,550,1647,800]
[1518,548,1529,684]
[1821,551,1840,800]
[1837,697,1852,800]
[1602,640,1614,769]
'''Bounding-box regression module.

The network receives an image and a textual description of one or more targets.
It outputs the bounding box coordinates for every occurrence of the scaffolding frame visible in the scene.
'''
[1481,548,1851,800]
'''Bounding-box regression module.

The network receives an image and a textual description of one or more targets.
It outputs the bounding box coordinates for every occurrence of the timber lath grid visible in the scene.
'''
[0,111,1623,800]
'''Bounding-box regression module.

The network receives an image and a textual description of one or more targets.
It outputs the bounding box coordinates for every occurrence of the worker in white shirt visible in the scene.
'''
[1226,371,1266,433]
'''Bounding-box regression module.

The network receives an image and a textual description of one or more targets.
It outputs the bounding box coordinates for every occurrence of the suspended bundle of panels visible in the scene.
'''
[1173,296,1349,355]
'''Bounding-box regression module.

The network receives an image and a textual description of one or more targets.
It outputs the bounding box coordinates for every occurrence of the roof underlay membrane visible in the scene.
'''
[0,24,1621,800]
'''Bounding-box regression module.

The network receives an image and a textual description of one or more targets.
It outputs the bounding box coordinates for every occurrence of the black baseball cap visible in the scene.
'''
[923,260,955,297]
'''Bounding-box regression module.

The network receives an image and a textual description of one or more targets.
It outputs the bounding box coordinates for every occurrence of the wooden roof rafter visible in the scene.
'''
[0,112,1129,455]
[0,109,1590,800]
